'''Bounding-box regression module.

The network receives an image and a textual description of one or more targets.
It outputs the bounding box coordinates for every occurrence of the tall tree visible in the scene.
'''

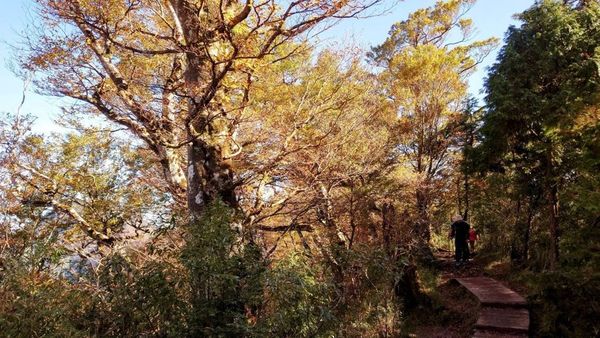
[456,96,481,221]
[370,0,496,253]
[477,0,600,268]
[21,0,382,218]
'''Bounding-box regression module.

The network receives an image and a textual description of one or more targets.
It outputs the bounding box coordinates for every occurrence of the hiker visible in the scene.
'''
[448,214,470,265]
[469,227,480,254]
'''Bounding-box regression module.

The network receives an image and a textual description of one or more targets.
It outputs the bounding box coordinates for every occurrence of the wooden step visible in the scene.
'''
[473,329,528,338]
[454,277,527,307]
[475,307,529,334]
[453,276,530,338]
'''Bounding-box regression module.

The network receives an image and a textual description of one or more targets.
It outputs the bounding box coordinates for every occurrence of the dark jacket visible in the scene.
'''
[451,220,470,242]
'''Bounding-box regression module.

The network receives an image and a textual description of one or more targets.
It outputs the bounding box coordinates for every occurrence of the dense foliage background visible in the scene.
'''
[0,0,598,337]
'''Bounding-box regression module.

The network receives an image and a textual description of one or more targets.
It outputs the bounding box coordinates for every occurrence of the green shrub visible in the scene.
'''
[526,271,600,337]
[182,201,266,337]
[260,252,336,337]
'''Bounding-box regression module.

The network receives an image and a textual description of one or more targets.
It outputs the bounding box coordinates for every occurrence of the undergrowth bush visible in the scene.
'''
[0,201,415,337]
[525,270,600,337]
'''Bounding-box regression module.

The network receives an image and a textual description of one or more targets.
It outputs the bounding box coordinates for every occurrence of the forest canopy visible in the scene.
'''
[0,0,599,337]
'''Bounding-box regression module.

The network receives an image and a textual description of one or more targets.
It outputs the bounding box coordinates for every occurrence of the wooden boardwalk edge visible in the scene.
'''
[453,277,530,338]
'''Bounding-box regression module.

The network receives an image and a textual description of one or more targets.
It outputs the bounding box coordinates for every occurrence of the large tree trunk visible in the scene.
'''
[415,187,431,242]
[186,134,238,216]
[157,145,188,198]
[414,186,434,261]
[394,263,426,310]
[170,0,239,217]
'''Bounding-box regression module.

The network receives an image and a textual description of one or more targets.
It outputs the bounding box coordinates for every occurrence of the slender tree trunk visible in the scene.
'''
[547,183,560,270]
[382,202,395,256]
[524,201,533,262]
[348,190,357,249]
[316,183,348,287]
[462,118,475,221]
[544,146,560,270]
[456,176,463,218]
[512,194,536,264]
[511,196,523,263]
[463,171,470,221]
[317,183,349,248]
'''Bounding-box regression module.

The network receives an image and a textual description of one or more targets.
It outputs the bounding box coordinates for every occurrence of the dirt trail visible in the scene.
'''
[429,250,530,338]
[407,250,483,337]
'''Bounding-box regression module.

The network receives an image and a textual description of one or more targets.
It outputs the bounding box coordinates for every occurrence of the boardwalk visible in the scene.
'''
[454,277,529,338]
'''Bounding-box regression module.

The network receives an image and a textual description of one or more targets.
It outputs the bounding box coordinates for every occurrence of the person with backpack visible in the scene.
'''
[448,214,470,265]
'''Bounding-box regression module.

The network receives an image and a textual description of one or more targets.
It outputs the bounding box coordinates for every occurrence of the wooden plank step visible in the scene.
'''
[454,277,527,307]
[473,329,528,338]
[475,307,529,334]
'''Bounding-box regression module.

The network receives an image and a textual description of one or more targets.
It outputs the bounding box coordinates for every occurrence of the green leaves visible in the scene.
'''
[182,201,265,336]
[467,3,600,331]
[262,252,336,337]
[476,0,600,181]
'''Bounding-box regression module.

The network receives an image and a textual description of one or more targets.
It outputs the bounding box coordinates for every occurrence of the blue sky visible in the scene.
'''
[0,0,535,132]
